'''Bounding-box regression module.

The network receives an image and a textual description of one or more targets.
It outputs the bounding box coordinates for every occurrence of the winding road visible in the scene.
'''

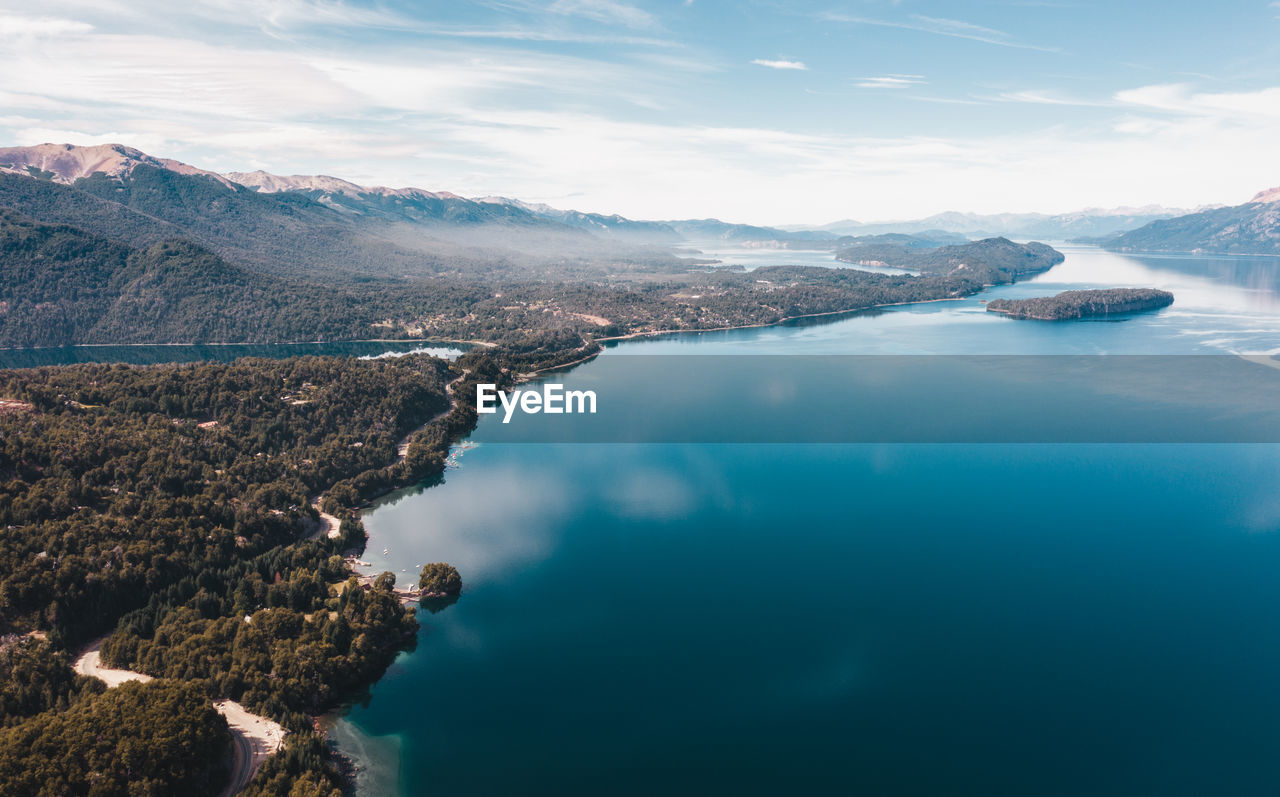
[306,498,342,541]
[73,638,286,796]
[395,368,468,462]
[67,368,470,793]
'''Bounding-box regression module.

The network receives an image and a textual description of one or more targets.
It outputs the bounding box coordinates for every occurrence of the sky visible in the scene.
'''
[1,1,1278,225]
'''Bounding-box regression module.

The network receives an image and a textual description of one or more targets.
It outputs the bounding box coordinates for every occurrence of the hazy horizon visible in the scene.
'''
[2,1,1278,224]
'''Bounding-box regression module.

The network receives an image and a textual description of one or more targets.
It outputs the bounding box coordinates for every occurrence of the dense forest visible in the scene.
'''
[0,354,484,795]
[419,563,463,597]
[0,637,102,727]
[0,679,232,796]
[0,211,404,347]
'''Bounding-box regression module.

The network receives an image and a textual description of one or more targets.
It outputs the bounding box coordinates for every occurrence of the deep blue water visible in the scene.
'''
[333,245,1280,795]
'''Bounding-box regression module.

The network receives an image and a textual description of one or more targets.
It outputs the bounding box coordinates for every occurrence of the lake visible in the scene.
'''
[8,244,1279,794]
[678,239,916,275]
[334,245,1280,795]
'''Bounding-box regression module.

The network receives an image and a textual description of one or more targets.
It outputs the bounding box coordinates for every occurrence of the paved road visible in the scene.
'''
[73,638,286,796]
[396,369,467,462]
[220,721,256,797]
[306,498,342,541]
[214,699,286,797]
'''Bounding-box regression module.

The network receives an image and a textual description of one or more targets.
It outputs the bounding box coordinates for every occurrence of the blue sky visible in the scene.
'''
[1,0,1278,223]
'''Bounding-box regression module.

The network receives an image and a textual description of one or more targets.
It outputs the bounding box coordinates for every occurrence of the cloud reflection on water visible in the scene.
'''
[362,459,575,582]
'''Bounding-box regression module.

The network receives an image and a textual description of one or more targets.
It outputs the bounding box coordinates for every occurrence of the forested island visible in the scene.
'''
[419,563,463,598]
[985,288,1174,320]
[0,353,508,795]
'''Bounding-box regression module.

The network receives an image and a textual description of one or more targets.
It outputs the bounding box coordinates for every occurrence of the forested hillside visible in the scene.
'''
[0,167,483,280]
[835,236,1064,283]
[0,207,1065,349]
[0,211,394,347]
[0,167,678,282]
[0,679,231,796]
[1103,193,1280,255]
[0,355,465,795]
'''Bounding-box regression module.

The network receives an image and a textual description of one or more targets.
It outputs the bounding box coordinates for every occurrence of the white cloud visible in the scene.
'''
[0,14,93,36]
[0,0,418,38]
[0,3,1276,225]
[1115,83,1280,119]
[548,0,656,28]
[908,95,989,106]
[385,103,1280,223]
[7,0,676,45]
[0,24,639,122]
[820,12,1059,51]
[7,93,1279,224]
[993,89,1108,106]
[752,58,808,70]
[856,74,925,89]
[908,15,1006,39]
[398,26,675,46]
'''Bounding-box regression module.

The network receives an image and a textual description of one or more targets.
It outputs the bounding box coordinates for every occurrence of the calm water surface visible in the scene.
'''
[679,239,915,275]
[337,245,1280,795]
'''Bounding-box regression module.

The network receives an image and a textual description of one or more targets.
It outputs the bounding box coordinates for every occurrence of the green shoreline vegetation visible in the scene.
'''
[0,354,495,795]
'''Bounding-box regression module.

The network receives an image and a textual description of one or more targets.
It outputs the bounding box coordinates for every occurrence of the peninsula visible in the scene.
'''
[986,288,1174,320]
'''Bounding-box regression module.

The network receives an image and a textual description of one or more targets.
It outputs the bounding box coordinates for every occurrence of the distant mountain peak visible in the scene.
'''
[0,142,233,187]
[1106,184,1280,255]
[1250,186,1280,204]
[224,170,366,196]
[475,196,559,215]
[223,169,461,201]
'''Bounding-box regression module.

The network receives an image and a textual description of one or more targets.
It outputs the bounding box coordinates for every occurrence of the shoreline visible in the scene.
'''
[1102,246,1280,259]
[595,296,966,344]
[522,296,969,378]
[55,361,471,796]
[0,337,491,353]
[56,285,986,795]
[0,296,970,359]
[318,280,1054,793]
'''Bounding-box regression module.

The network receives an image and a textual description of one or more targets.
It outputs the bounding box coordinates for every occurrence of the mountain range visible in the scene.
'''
[796,206,1200,241]
[1100,186,1280,255]
[1,143,1277,263]
[0,143,683,282]
[0,142,1203,251]
[13,138,1270,356]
